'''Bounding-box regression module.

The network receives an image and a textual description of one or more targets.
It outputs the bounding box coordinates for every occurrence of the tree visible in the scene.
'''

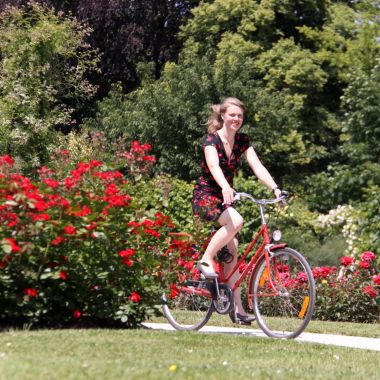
[300,1,380,211]
[87,0,341,182]
[0,1,98,171]
[0,0,202,97]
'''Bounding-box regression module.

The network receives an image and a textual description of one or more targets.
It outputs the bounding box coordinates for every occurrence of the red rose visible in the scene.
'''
[340,256,354,266]
[63,225,76,235]
[43,178,60,188]
[118,249,135,258]
[64,177,76,189]
[143,228,161,238]
[4,238,21,253]
[72,309,81,319]
[128,221,140,228]
[73,205,91,217]
[363,285,377,298]
[24,288,38,297]
[122,258,133,267]
[129,292,141,303]
[239,262,247,273]
[51,236,64,246]
[360,251,376,262]
[297,272,308,283]
[30,213,50,221]
[89,160,102,167]
[169,283,180,299]
[33,200,48,212]
[142,219,154,227]
[359,261,370,269]
[85,222,97,231]
[0,154,14,166]
[373,274,380,286]
[59,271,69,280]
[143,155,156,162]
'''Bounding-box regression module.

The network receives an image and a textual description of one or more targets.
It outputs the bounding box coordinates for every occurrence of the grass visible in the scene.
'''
[151,313,380,338]
[0,323,379,380]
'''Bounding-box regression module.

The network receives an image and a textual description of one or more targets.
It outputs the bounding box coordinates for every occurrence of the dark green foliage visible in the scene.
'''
[0,0,202,97]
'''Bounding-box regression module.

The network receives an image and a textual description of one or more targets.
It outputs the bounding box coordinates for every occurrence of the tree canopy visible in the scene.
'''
[0,0,202,97]
[0,1,98,170]
[1,0,380,253]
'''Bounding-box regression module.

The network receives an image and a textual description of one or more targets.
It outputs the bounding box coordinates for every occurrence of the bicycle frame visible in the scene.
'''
[184,193,288,301]
[216,224,286,293]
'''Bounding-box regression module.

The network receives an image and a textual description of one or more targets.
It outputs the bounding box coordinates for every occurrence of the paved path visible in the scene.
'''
[143,323,380,352]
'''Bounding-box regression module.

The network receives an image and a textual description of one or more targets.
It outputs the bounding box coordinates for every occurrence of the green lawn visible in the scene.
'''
[0,324,379,380]
[151,313,380,338]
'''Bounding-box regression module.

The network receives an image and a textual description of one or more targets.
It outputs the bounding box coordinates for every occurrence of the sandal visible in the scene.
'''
[229,310,255,325]
[196,262,218,279]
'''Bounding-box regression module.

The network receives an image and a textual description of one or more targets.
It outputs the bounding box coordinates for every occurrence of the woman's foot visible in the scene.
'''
[196,261,218,279]
[229,310,255,325]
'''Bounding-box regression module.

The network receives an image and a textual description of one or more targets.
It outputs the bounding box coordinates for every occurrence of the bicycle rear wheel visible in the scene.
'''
[162,279,214,331]
[250,247,315,339]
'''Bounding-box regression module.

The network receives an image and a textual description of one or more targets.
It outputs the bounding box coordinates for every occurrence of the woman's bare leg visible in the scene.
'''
[224,238,247,315]
[200,207,243,269]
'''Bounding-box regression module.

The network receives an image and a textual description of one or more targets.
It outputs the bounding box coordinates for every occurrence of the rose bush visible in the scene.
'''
[313,251,379,322]
[0,144,174,328]
[159,225,380,323]
[1,145,379,326]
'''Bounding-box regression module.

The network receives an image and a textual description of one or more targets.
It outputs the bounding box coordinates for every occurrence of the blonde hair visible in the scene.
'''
[206,97,246,133]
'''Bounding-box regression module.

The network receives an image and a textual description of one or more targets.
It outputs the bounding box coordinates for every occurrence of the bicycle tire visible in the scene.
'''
[249,247,316,339]
[162,280,214,331]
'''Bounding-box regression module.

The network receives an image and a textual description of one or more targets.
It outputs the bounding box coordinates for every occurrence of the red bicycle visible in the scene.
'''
[162,192,316,339]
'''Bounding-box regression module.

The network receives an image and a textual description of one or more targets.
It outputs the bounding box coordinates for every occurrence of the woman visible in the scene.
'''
[192,97,281,325]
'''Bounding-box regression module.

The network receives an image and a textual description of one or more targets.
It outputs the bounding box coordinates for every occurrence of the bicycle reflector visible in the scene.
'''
[272,230,282,242]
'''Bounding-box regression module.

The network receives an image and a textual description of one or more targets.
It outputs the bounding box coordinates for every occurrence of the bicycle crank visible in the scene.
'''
[212,284,234,315]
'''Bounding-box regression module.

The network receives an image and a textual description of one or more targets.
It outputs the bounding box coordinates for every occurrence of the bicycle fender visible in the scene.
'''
[266,243,288,253]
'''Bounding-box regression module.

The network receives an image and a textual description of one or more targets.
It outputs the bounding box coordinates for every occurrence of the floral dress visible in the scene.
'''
[192,132,250,222]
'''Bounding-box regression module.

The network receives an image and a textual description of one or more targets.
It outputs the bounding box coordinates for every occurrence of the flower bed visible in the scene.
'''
[0,147,173,328]
[1,147,379,326]
[313,251,379,322]
[159,234,380,323]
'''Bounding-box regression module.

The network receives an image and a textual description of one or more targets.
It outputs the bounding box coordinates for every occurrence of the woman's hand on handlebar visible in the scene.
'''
[276,189,287,208]
[222,186,234,205]
[274,188,282,199]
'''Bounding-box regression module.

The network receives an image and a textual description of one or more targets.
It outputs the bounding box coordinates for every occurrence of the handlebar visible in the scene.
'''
[233,191,288,205]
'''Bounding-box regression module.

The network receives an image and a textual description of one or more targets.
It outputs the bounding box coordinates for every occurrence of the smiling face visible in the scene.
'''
[221,104,244,132]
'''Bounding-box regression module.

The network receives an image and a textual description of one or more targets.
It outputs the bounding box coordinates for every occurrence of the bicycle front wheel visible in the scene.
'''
[250,247,315,339]
[162,280,214,331]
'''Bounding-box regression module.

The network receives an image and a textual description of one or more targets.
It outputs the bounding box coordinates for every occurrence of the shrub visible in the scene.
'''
[0,148,174,328]
[313,252,379,323]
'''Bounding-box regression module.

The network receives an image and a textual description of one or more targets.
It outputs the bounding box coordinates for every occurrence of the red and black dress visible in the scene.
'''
[192,132,251,222]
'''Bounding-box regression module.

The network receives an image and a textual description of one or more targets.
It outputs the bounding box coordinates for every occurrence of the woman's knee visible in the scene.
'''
[229,211,243,232]
[219,208,244,232]
[234,215,244,231]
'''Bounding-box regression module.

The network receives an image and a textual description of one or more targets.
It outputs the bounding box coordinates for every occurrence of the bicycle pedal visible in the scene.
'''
[236,320,252,326]
[184,280,206,288]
